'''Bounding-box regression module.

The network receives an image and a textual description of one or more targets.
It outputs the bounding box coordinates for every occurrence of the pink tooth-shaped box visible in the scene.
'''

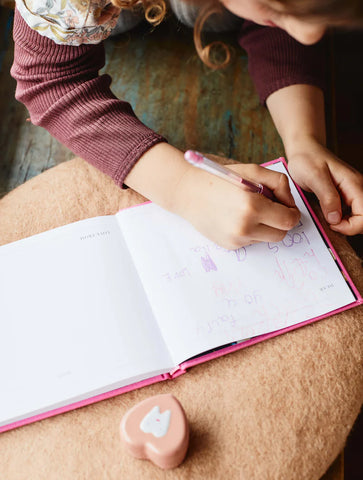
[120,394,189,469]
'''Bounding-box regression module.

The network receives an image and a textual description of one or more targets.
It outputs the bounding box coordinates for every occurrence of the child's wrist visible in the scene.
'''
[283,133,325,159]
[266,84,327,156]
[124,143,192,213]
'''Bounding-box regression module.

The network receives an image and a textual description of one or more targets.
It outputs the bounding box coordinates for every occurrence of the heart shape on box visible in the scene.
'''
[120,394,189,469]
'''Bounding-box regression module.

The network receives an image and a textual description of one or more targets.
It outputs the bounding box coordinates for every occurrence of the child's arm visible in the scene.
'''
[11,9,299,249]
[238,22,363,235]
[266,84,363,235]
[11,10,165,186]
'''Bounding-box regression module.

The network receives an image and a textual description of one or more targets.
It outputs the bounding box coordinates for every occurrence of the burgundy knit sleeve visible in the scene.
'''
[238,21,327,104]
[11,9,166,188]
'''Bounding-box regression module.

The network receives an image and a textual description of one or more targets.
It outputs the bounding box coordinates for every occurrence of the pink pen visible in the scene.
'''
[184,150,275,201]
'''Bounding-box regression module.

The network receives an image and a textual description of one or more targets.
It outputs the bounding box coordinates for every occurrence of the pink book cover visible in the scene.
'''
[1,158,361,433]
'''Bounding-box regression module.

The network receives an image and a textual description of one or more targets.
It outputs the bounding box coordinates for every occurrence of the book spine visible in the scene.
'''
[169,366,187,378]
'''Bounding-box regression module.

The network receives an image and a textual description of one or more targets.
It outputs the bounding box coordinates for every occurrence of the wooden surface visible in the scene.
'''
[0,8,74,198]
[0,6,361,479]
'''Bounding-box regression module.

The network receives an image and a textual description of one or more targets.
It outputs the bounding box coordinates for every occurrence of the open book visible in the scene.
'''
[0,159,361,432]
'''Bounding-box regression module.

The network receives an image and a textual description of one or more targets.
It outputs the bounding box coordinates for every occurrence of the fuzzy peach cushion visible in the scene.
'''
[0,158,362,480]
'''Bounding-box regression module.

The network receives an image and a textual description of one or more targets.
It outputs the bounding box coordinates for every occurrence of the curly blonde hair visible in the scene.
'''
[110,0,231,70]
[110,0,166,26]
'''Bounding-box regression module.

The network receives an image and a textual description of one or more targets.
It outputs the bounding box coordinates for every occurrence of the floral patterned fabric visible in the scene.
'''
[15,0,121,45]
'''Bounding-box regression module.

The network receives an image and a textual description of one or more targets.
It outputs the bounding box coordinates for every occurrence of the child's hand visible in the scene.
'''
[287,139,363,235]
[173,161,301,249]
[125,144,300,249]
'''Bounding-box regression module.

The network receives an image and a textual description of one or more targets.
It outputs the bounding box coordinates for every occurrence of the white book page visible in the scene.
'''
[117,162,356,366]
[0,216,172,427]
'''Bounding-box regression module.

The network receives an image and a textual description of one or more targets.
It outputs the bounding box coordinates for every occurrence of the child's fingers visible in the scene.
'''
[228,165,296,208]
[241,224,292,244]
[230,196,301,247]
[304,172,343,225]
[329,184,363,235]
[330,215,363,236]
[255,197,301,232]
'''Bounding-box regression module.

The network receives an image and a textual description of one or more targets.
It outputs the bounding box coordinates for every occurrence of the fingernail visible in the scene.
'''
[327,211,341,224]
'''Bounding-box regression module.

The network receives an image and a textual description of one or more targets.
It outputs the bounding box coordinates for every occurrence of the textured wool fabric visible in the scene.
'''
[0,158,362,480]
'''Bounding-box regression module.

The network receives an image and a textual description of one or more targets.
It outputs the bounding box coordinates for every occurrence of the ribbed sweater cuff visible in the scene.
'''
[238,21,327,104]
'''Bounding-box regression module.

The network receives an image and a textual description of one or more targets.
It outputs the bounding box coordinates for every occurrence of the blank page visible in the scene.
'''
[0,216,171,426]
[117,162,356,365]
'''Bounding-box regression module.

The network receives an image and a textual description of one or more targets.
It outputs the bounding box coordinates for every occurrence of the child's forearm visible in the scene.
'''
[266,84,326,153]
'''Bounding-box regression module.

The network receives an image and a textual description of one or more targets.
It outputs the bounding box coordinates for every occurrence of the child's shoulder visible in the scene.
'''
[15,0,121,45]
